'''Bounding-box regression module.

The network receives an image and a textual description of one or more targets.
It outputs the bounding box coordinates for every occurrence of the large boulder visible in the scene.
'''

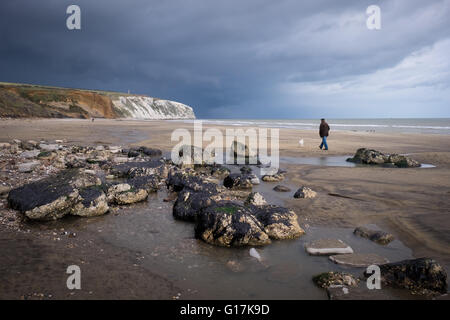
[7,169,100,220]
[71,186,109,217]
[368,258,448,295]
[223,174,253,189]
[347,148,388,165]
[173,189,217,222]
[106,183,148,205]
[252,205,305,240]
[194,201,271,247]
[347,148,421,168]
[294,186,317,199]
[167,168,222,193]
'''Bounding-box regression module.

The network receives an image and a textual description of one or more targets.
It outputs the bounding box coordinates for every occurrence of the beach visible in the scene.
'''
[0,118,449,299]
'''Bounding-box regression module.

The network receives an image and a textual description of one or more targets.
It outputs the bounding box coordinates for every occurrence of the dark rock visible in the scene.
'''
[128,150,140,158]
[194,201,271,247]
[139,146,162,157]
[347,148,421,168]
[173,189,217,222]
[111,159,166,178]
[388,154,421,168]
[294,186,317,199]
[167,168,222,193]
[367,258,448,295]
[313,272,359,289]
[354,226,394,245]
[273,185,291,192]
[223,173,253,189]
[7,169,100,220]
[347,148,387,165]
[127,175,161,193]
[240,166,252,174]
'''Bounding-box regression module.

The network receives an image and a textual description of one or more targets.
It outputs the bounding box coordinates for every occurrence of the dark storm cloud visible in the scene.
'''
[1,0,449,118]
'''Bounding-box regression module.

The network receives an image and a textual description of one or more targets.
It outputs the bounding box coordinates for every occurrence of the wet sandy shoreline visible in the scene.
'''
[0,118,449,299]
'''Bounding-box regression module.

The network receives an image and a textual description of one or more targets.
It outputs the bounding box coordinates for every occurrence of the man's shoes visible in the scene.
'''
[319,146,322,150]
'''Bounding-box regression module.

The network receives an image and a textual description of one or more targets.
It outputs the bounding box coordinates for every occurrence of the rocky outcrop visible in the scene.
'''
[294,187,317,199]
[195,201,272,247]
[7,169,103,220]
[367,258,448,295]
[0,82,195,119]
[167,165,305,247]
[347,148,421,168]
[252,205,305,240]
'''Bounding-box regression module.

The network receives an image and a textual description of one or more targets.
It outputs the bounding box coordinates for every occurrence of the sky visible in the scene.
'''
[0,0,449,119]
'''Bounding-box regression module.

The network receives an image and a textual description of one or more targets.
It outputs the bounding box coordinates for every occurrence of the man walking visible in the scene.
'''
[319,118,330,150]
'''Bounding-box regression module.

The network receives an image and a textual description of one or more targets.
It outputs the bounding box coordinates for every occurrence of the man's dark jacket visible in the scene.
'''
[319,122,330,137]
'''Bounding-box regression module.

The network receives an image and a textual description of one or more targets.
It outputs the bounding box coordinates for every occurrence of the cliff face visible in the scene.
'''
[111,96,195,119]
[0,83,195,120]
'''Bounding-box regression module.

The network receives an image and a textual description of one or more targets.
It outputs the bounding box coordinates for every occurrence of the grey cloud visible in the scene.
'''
[0,0,449,118]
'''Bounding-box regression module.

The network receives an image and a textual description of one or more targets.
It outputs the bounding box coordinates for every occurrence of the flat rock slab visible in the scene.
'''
[18,161,40,173]
[329,253,389,267]
[305,239,353,256]
[20,150,40,159]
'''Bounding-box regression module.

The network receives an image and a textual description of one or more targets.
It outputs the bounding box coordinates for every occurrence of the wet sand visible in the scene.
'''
[0,118,449,299]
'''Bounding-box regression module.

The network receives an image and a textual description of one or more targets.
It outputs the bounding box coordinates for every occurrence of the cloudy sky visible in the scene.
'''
[0,0,449,118]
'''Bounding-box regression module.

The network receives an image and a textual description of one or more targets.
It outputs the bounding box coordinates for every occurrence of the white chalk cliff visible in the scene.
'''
[111,96,195,119]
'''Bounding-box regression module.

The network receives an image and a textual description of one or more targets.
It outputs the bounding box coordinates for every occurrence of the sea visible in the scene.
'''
[171,118,450,135]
